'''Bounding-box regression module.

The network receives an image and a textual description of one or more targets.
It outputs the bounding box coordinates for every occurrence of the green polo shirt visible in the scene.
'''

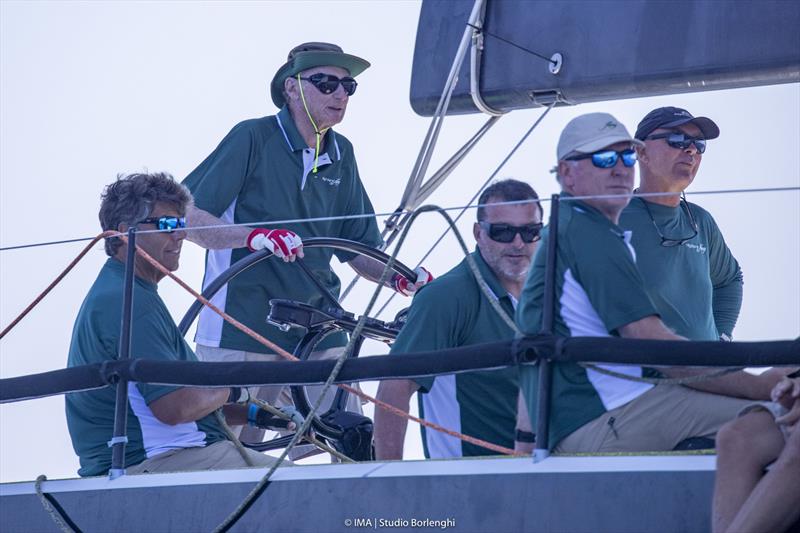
[390,250,519,458]
[65,259,226,477]
[619,197,743,340]
[183,106,382,354]
[516,196,659,449]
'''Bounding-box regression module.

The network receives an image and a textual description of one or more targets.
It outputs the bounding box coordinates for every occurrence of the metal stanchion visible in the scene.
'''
[109,227,136,479]
[534,194,559,462]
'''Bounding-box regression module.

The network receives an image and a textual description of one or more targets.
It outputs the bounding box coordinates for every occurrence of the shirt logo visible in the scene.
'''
[320,176,342,187]
[685,243,707,254]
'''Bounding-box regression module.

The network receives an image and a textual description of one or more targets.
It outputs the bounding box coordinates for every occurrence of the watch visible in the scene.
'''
[515,429,536,443]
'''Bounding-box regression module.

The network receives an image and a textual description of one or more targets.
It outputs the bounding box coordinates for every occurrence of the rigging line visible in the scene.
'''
[580,364,745,386]
[466,22,556,66]
[1,185,797,253]
[34,475,82,533]
[0,232,113,340]
[375,102,557,319]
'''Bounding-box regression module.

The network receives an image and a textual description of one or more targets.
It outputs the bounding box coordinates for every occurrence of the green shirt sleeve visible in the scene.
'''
[703,211,743,337]
[390,281,470,392]
[182,121,260,217]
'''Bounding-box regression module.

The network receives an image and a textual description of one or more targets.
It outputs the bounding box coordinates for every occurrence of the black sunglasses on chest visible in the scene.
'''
[639,194,698,247]
[299,73,358,96]
[479,222,543,243]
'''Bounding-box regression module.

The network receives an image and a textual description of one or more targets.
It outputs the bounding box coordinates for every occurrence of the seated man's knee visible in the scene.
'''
[717,410,783,467]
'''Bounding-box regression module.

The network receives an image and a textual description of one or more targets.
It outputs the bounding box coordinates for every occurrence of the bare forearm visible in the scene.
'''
[374,380,417,460]
[663,367,799,401]
[222,404,249,426]
[185,204,250,250]
[618,315,686,341]
[149,387,230,425]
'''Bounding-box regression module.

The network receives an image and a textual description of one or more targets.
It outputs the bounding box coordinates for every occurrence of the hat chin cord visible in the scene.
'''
[297,74,329,174]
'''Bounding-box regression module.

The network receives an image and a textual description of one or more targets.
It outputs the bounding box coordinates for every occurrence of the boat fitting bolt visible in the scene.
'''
[549,53,563,75]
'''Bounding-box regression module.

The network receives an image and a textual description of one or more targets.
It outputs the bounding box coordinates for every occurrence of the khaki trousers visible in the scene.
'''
[555,384,779,453]
[127,440,282,474]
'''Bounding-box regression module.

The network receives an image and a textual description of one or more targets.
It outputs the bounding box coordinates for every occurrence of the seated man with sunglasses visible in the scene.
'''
[619,107,743,345]
[181,42,432,450]
[375,179,543,460]
[515,113,784,454]
[624,109,797,427]
[66,173,291,476]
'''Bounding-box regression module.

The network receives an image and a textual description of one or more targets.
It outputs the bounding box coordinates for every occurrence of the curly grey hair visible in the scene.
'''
[99,172,192,256]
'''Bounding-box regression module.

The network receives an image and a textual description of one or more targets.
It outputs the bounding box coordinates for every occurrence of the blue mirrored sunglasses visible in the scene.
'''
[568,148,637,169]
[139,216,186,231]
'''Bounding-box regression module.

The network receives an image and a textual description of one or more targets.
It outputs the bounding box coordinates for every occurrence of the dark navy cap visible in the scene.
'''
[635,107,720,140]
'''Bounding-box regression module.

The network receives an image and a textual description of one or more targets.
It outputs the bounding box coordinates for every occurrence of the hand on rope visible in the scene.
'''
[247,228,304,262]
[247,403,305,432]
[391,266,434,296]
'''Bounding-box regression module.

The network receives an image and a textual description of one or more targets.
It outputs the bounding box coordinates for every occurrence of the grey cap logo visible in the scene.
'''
[601,121,618,131]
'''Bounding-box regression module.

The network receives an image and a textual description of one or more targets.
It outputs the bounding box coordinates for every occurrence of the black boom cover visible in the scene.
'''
[410,0,800,116]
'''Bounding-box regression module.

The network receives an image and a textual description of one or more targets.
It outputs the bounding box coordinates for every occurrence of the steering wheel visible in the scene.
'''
[178,237,413,453]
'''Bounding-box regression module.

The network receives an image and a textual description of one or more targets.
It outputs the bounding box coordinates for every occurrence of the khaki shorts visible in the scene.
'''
[127,440,282,474]
[555,384,781,453]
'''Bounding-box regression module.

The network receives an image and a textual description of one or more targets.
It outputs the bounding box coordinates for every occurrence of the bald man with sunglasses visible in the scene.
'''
[515,113,786,455]
[181,42,432,449]
[375,179,542,460]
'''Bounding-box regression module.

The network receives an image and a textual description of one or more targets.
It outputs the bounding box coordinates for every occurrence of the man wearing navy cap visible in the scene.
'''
[181,42,432,447]
[619,107,742,343]
[516,113,788,454]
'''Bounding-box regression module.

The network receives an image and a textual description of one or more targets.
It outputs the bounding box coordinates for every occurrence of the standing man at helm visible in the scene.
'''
[182,42,432,446]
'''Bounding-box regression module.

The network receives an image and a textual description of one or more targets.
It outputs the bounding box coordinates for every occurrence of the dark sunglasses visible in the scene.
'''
[479,222,543,243]
[139,216,186,232]
[639,195,698,247]
[646,132,707,154]
[299,73,358,96]
[567,148,637,169]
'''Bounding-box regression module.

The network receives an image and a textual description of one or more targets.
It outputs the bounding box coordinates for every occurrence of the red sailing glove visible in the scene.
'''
[247,229,303,262]
[391,266,434,296]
